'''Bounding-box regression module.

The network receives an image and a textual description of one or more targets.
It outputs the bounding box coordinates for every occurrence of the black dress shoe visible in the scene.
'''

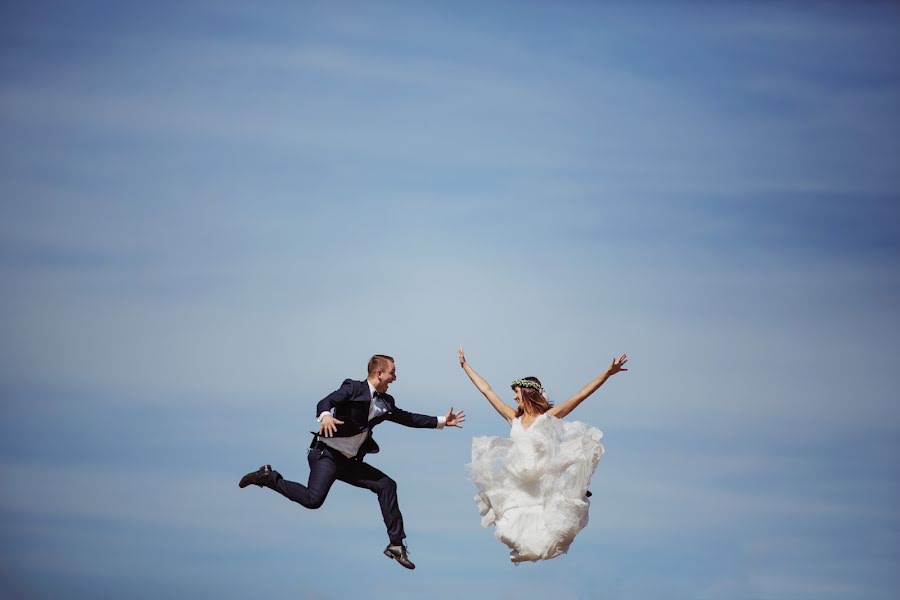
[239,464,281,489]
[384,543,416,569]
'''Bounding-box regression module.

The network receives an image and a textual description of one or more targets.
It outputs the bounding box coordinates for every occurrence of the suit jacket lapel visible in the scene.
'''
[355,380,373,403]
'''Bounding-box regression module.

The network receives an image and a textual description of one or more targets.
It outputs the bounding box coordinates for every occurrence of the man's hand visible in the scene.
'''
[319,413,345,437]
[445,406,466,428]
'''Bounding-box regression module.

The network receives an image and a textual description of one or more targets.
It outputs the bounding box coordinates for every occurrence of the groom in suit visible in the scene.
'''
[239,354,465,569]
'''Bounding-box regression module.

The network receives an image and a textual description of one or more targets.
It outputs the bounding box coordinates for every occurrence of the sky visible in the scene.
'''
[1,1,899,598]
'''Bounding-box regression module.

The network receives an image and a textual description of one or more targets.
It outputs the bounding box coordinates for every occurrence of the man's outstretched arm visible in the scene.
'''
[387,406,465,429]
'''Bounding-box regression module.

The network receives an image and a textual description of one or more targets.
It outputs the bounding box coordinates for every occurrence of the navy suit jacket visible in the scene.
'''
[316,379,438,457]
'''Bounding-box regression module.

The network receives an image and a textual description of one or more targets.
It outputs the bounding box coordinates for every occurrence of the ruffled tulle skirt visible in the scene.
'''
[467,415,604,562]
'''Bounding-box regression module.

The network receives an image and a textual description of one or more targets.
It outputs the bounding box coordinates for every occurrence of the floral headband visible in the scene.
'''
[510,379,544,393]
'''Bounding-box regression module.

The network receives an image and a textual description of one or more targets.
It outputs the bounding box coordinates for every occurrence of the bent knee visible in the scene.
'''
[305,490,329,510]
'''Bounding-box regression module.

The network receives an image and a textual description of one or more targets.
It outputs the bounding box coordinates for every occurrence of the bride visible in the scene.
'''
[459,347,627,562]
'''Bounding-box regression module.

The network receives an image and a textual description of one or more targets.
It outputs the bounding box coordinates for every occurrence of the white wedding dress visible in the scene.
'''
[467,414,605,562]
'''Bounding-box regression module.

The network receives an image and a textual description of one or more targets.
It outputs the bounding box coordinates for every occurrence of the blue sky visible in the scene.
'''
[1,1,899,598]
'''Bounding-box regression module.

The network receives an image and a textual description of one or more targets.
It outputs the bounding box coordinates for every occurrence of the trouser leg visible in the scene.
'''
[272,448,338,509]
[339,460,405,545]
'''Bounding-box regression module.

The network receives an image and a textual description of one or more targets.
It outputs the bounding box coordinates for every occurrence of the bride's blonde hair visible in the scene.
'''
[513,376,553,417]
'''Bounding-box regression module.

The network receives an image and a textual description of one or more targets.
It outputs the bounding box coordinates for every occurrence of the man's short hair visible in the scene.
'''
[367,354,395,375]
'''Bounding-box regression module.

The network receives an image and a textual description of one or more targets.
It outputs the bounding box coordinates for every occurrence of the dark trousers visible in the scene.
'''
[272,443,406,545]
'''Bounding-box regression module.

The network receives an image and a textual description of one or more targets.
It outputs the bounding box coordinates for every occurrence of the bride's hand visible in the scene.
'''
[608,353,628,375]
[458,346,467,367]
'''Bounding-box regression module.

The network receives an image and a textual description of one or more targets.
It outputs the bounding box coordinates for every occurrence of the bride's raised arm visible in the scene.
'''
[458,347,516,424]
[548,354,628,419]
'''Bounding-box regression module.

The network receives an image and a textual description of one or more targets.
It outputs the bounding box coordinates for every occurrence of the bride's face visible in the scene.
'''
[513,387,524,408]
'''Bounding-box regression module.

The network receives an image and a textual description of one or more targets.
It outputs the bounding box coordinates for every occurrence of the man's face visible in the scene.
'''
[374,361,397,393]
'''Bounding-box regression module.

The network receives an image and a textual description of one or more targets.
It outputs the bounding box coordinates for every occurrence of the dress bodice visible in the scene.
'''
[510,414,547,440]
